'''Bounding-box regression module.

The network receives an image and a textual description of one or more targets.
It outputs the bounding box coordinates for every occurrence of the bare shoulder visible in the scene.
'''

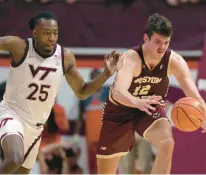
[117,49,141,76]
[170,50,187,66]
[170,50,184,62]
[169,50,189,75]
[63,47,76,73]
[121,49,141,65]
[124,49,140,59]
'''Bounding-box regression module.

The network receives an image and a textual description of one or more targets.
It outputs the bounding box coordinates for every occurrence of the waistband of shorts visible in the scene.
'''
[109,94,141,112]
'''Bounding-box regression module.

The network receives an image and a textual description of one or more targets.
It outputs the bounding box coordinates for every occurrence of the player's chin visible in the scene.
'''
[44,47,54,53]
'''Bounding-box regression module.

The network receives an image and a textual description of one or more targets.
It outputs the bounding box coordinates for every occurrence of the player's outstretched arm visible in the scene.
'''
[63,48,119,99]
[170,52,206,132]
[0,36,24,51]
[169,52,206,114]
[0,36,27,63]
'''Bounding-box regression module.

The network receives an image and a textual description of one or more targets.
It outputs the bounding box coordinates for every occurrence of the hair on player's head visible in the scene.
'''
[145,13,173,38]
[28,11,57,30]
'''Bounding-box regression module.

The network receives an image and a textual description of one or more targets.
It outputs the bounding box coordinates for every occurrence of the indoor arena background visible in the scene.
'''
[0,0,206,174]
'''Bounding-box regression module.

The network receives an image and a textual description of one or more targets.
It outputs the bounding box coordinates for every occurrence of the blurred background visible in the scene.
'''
[0,0,206,174]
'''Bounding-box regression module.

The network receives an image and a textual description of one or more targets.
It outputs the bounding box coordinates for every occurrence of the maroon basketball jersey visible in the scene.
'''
[128,46,171,100]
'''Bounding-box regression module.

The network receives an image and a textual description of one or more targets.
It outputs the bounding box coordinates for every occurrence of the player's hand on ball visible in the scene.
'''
[104,50,120,76]
[200,102,206,133]
[201,120,206,133]
[137,96,162,115]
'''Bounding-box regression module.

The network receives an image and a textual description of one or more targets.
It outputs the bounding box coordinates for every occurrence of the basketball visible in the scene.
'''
[171,97,204,132]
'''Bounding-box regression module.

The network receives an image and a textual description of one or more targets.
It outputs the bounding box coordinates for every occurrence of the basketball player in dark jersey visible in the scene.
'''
[96,13,206,174]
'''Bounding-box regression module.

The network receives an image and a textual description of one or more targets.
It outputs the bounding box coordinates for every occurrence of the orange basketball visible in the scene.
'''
[171,97,204,132]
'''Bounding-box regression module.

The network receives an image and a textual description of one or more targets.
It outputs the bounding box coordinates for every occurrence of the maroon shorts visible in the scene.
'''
[96,97,168,158]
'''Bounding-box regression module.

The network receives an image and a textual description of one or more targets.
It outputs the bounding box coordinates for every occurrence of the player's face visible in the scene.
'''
[33,19,58,53]
[144,32,170,58]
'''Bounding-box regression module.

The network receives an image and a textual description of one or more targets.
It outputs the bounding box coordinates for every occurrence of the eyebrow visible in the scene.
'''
[43,28,58,31]
[155,39,170,43]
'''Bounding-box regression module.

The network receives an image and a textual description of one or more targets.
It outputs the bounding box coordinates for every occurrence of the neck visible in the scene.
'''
[33,39,54,58]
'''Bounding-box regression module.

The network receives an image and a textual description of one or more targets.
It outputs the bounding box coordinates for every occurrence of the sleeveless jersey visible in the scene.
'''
[110,45,171,108]
[128,46,171,100]
[2,38,64,126]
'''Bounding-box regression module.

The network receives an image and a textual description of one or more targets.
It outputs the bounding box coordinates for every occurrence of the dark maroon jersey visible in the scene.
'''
[128,46,171,100]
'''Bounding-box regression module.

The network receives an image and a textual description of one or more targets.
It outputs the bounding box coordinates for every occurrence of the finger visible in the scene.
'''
[144,108,152,115]
[160,102,165,107]
[150,96,162,101]
[113,53,120,61]
[148,100,160,105]
[146,104,156,111]
[104,54,109,60]
[107,51,115,60]
[201,129,206,133]
[110,50,116,56]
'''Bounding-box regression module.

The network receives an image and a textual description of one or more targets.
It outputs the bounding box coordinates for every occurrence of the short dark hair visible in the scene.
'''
[29,11,57,30]
[145,13,173,38]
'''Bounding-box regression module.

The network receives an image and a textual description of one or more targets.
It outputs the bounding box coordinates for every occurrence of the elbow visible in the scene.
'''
[75,84,90,100]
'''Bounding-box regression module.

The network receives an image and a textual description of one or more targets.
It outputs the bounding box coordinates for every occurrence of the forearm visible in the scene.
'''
[78,70,110,99]
[61,159,69,174]
[113,89,140,108]
[181,81,206,114]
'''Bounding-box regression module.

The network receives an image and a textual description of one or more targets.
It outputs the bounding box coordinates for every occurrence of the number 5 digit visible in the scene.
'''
[39,85,51,102]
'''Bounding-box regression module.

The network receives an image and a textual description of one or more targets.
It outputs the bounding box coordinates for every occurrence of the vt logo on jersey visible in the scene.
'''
[27,65,57,102]
[29,65,57,80]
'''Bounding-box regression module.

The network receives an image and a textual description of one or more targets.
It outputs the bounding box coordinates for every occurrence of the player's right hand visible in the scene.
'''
[137,96,162,115]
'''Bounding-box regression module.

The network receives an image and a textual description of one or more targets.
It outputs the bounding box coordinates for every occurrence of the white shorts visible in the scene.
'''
[0,104,42,169]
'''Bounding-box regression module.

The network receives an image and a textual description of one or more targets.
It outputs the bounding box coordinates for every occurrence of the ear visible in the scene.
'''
[32,29,36,38]
[143,34,149,42]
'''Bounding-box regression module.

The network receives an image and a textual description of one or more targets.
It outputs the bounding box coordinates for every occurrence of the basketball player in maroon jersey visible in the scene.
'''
[96,13,206,174]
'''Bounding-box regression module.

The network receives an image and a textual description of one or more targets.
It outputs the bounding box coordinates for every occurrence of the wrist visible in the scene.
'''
[103,69,111,78]
[132,97,140,106]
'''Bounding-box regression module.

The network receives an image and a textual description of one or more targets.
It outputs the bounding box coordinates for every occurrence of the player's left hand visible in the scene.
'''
[201,122,206,133]
[104,50,120,76]
[201,118,206,133]
[200,102,206,133]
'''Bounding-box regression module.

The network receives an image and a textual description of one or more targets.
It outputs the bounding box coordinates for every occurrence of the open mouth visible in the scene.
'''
[157,50,164,54]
